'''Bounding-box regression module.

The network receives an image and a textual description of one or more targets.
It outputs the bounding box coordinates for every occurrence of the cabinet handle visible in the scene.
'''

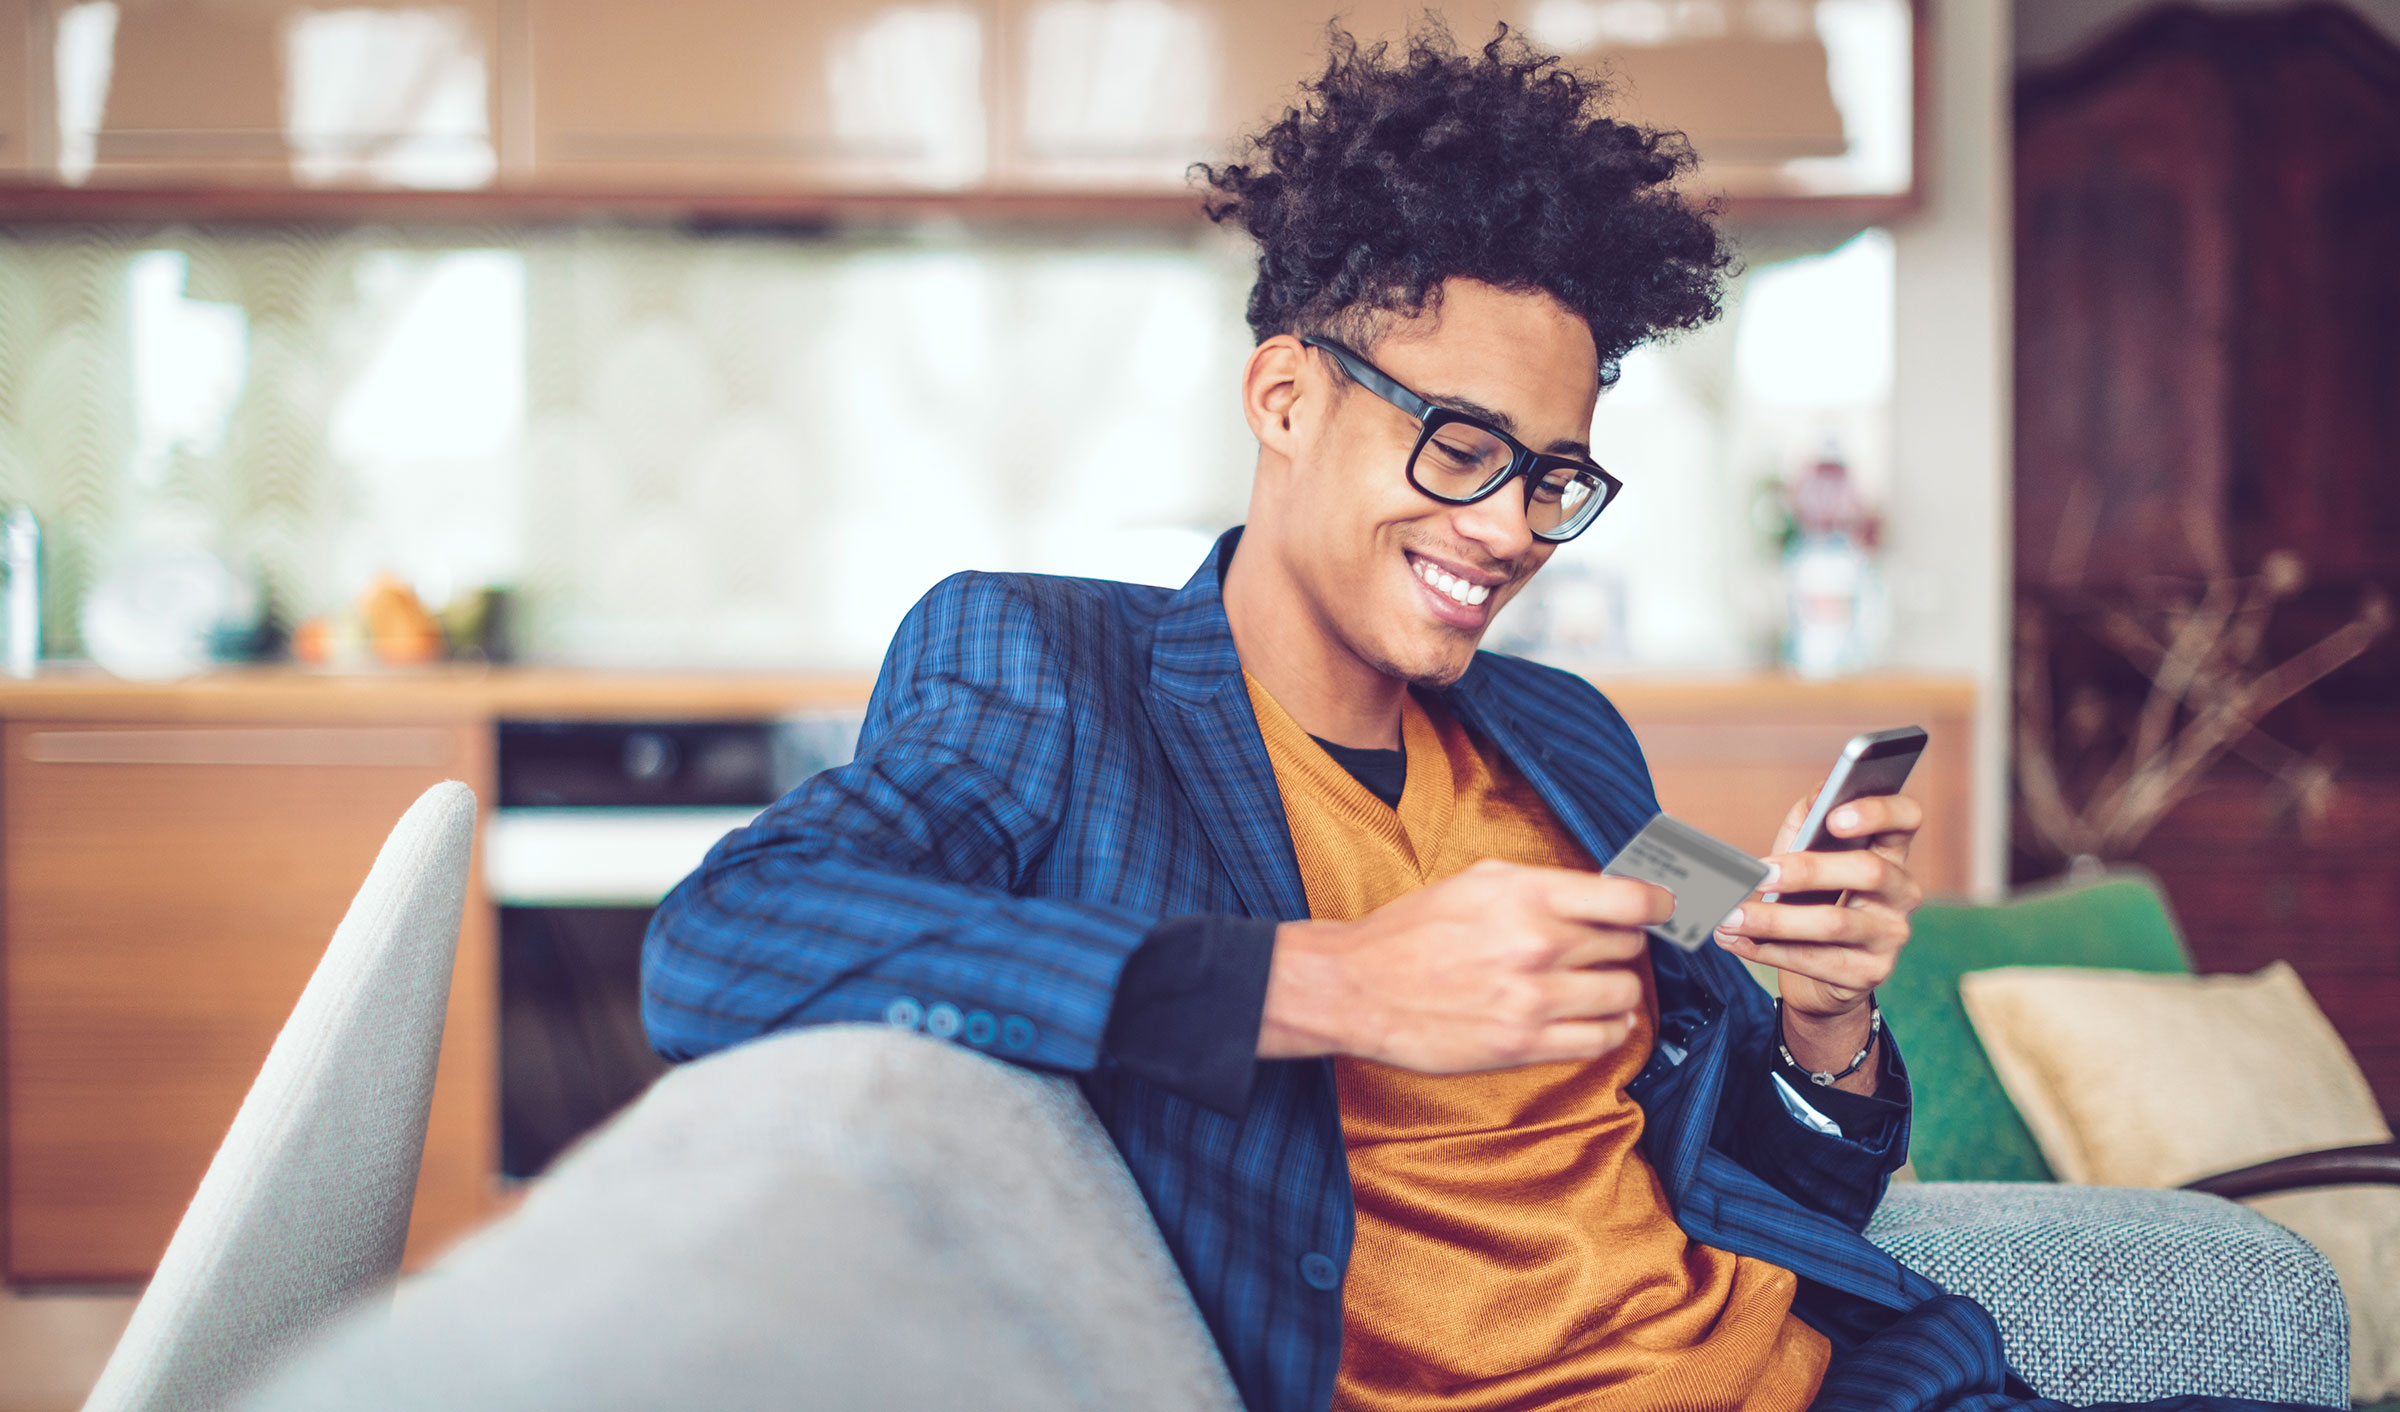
[23,728,458,768]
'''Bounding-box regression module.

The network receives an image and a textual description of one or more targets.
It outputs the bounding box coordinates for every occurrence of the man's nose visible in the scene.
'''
[1448,477,1537,564]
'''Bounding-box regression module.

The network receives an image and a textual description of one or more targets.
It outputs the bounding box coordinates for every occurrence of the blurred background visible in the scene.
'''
[0,1,2395,1407]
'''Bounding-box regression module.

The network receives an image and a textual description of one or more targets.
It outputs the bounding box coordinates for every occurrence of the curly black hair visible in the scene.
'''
[1198,21,1732,387]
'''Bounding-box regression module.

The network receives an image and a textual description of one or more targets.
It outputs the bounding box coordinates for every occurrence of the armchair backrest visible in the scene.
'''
[84,782,477,1412]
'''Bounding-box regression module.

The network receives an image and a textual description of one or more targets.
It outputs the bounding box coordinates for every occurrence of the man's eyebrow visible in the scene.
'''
[1424,389,1592,459]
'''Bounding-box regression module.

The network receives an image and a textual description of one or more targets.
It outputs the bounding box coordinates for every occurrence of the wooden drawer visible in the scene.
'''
[2,720,497,1283]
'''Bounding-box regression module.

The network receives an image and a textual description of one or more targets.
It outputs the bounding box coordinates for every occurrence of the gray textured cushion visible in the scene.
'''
[1869,1182,2350,1406]
[86,782,476,1412]
[246,1026,1243,1412]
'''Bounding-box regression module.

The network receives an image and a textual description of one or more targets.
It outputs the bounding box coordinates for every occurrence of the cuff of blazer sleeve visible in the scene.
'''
[1775,1034,1911,1152]
[1104,914,1279,1117]
[1785,1046,1910,1147]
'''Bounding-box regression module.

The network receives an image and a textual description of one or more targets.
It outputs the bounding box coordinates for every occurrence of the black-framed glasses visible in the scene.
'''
[1302,336,1623,543]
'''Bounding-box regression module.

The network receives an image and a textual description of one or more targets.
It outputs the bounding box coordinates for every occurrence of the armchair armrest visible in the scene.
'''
[1867,1182,2349,1407]
[2181,1141,2400,1199]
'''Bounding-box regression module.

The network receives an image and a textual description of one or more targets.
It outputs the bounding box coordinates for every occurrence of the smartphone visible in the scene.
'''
[1772,725,1928,907]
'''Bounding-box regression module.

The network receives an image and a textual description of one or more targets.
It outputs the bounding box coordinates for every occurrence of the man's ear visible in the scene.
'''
[1241,335,1308,458]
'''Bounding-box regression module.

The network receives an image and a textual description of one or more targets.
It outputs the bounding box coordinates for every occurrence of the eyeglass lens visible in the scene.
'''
[1409,424,1607,539]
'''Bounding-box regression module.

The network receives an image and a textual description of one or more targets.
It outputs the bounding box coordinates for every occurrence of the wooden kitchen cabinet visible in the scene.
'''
[21,0,501,189]
[0,0,1913,220]
[989,0,1442,189]
[1,719,498,1283]
[0,0,27,174]
[521,0,998,191]
[990,0,1883,203]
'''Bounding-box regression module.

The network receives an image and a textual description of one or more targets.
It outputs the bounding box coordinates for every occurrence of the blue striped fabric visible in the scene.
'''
[645,529,2038,1412]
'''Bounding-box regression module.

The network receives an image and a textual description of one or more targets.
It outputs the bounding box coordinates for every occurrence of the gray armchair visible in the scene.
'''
[247,1027,2350,1412]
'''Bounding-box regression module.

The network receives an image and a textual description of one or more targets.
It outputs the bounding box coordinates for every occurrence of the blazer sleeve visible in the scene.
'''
[641,572,1157,1075]
[1712,1011,1913,1233]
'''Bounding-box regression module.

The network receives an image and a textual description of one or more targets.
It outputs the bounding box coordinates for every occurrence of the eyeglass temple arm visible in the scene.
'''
[1300,337,1436,421]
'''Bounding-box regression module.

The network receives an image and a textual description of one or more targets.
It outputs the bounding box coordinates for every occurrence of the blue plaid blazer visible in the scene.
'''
[645,530,2010,1412]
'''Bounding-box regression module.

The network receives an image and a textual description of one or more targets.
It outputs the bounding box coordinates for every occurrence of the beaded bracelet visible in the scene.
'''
[1775,995,1882,1087]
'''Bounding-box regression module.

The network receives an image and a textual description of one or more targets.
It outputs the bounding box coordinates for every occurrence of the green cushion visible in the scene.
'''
[1884,872,2193,1182]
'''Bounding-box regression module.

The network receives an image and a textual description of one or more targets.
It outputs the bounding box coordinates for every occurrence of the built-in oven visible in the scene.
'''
[487,713,859,1178]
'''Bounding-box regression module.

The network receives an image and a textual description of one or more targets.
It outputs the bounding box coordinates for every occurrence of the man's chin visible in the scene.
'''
[1364,633,1481,690]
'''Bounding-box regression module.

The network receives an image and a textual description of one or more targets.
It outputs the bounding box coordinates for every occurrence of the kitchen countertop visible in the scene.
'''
[0,663,1973,724]
[0,664,877,723]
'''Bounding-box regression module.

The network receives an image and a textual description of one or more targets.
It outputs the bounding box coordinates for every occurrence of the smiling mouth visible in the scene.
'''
[1407,551,1495,608]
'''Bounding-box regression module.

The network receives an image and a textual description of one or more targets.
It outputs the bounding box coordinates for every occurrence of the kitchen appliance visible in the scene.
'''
[491,713,859,1177]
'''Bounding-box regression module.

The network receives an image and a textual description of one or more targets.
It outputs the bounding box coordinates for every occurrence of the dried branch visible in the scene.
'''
[2014,557,2391,866]
[2013,608,2094,857]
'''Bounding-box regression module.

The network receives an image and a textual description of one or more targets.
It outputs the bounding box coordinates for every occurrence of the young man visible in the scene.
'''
[645,28,2313,1412]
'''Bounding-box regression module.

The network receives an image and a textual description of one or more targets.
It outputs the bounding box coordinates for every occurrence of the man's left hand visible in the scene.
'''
[1713,790,1924,1089]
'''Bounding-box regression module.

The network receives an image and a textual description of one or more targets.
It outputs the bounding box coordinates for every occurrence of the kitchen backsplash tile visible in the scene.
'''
[0,223,1258,667]
[0,221,1876,674]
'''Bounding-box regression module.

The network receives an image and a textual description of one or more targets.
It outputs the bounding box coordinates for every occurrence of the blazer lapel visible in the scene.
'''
[1146,530,1312,923]
[1441,660,1658,865]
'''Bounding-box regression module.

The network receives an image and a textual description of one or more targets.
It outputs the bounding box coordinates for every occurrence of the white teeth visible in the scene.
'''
[1411,556,1491,610]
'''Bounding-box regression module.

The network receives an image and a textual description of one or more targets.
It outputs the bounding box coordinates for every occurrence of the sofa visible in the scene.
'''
[244,1024,2352,1411]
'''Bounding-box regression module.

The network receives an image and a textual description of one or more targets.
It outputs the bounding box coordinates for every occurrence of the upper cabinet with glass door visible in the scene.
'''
[519,0,999,193]
[992,0,1918,214]
[15,0,502,190]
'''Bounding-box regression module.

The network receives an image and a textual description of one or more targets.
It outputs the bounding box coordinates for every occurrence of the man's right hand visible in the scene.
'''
[1255,859,1669,1072]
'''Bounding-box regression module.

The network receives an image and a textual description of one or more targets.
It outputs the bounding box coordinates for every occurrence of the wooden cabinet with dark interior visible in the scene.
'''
[2014,3,2400,1119]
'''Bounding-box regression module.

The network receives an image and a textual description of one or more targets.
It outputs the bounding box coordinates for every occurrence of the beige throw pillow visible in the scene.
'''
[1960,962,2397,1402]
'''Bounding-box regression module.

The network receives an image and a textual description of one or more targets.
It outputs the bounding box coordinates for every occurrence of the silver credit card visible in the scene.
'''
[1602,813,1772,952]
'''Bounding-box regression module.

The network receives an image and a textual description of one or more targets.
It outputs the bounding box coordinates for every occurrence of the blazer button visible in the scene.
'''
[883,997,924,1030]
[1001,1016,1036,1051]
[1299,1252,1340,1290]
[925,1003,963,1039]
[964,1010,998,1046]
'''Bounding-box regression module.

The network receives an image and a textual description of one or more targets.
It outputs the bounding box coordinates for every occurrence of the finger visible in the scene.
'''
[1553,922,1649,970]
[1822,793,1924,848]
[1514,1016,1636,1066]
[1536,871,1676,929]
[1721,897,1907,949]
[1531,964,1644,1021]
[1760,849,1916,908]
[1715,933,1896,993]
